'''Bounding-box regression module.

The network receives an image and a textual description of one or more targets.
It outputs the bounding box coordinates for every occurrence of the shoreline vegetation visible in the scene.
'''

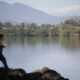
[0,67,69,80]
[0,17,80,37]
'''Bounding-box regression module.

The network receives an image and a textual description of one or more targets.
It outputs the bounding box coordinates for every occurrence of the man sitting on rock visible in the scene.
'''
[0,34,9,70]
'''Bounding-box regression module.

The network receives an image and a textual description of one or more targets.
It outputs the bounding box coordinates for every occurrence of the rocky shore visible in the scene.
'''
[0,67,69,80]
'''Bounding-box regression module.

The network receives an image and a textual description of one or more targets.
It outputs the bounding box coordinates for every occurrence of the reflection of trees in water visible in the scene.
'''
[4,36,59,46]
[4,36,80,52]
[59,36,80,52]
[26,36,59,46]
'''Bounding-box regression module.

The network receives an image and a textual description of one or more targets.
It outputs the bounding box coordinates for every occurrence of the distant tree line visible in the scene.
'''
[0,18,80,37]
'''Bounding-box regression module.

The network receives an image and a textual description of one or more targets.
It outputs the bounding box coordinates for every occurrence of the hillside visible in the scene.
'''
[0,1,68,24]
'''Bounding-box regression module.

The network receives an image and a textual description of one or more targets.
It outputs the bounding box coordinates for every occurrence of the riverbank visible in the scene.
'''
[0,17,80,37]
[0,67,69,80]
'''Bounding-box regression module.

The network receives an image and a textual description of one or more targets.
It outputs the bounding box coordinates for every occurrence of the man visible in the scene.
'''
[0,34,9,70]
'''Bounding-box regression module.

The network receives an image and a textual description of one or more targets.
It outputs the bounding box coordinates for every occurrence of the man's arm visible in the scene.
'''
[0,42,6,48]
[0,44,6,48]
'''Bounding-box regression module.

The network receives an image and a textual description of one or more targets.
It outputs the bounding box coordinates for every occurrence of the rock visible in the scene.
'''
[25,72,42,80]
[0,67,69,80]
[42,69,68,80]
[7,69,27,80]
[32,67,69,80]
[0,74,9,80]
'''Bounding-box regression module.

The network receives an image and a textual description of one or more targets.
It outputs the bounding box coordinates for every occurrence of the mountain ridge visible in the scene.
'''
[0,1,70,24]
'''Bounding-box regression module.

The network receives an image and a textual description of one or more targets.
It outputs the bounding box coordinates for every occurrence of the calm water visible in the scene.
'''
[0,36,80,80]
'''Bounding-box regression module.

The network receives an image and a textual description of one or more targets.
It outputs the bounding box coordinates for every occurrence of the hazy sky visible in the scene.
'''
[0,0,80,16]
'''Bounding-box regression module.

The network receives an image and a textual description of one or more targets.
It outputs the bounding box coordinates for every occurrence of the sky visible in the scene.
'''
[0,0,80,16]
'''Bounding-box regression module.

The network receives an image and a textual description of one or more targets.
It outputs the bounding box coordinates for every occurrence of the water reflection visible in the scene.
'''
[1,36,80,80]
[59,37,80,52]
[4,36,80,52]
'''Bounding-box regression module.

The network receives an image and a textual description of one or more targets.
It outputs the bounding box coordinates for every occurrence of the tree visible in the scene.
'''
[51,27,59,36]
[64,19,79,26]
[40,24,52,36]
[20,23,25,35]
[0,22,4,34]
[4,22,13,28]
[26,23,38,36]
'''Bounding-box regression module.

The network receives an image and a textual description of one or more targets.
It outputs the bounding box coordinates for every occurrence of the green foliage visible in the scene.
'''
[26,26,38,36]
[0,17,80,37]
[64,18,80,27]
[51,27,59,36]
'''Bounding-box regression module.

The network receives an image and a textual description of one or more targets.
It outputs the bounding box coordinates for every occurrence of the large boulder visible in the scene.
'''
[7,69,27,80]
[32,67,69,80]
[0,67,69,80]
[0,67,9,80]
[0,74,9,80]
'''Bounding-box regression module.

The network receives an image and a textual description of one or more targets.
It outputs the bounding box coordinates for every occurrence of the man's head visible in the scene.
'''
[0,34,4,41]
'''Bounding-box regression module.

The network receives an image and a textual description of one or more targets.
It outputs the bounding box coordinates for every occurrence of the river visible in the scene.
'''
[0,36,80,80]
